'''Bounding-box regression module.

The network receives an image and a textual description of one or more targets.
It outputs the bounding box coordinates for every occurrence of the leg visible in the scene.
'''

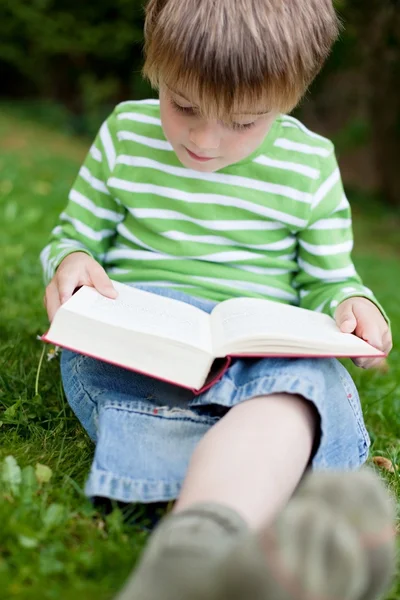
[116,392,319,600]
[175,393,317,528]
[115,386,396,600]
[61,351,207,504]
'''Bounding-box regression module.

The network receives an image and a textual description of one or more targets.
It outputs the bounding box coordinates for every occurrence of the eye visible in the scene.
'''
[170,99,197,116]
[230,121,257,132]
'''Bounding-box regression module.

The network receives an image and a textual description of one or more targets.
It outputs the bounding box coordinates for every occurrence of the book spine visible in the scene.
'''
[193,357,232,395]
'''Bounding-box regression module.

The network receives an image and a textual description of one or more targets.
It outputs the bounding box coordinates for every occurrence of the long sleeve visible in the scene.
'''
[40,110,126,284]
[294,147,388,321]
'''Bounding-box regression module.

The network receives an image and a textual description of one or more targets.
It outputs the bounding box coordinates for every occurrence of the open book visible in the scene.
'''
[42,281,384,393]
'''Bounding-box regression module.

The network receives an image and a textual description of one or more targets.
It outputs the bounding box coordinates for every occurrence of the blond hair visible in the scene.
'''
[143,0,339,117]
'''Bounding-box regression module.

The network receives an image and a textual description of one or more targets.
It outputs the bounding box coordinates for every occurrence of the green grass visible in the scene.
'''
[0,108,399,599]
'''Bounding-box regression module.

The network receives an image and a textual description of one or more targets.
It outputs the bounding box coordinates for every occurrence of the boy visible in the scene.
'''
[41,0,396,598]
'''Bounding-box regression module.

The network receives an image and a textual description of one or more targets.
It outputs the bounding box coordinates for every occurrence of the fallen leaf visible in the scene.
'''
[35,463,53,484]
[372,456,395,473]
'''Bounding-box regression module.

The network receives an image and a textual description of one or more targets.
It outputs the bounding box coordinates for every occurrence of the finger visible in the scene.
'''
[336,304,357,333]
[45,281,61,322]
[382,330,393,354]
[352,357,368,369]
[362,319,384,348]
[58,274,81,306]
[88,262,118,299]
[352,303,389,350]
[358,321,385,351]
[362,357,388,370]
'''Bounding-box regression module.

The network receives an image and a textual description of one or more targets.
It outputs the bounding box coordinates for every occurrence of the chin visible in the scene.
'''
[176,154,220,172]
[189,161,221,173]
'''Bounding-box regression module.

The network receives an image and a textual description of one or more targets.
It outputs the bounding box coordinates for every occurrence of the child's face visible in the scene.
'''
[159,86,278,172]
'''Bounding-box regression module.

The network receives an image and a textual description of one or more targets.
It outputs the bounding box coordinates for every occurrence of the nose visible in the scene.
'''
[189,121,220,151]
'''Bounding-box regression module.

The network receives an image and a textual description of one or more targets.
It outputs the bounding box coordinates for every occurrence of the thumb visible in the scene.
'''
[88,262,118,299]
[336,304,357,334]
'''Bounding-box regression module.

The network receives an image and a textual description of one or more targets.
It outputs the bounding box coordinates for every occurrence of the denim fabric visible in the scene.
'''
[61,285,370,503]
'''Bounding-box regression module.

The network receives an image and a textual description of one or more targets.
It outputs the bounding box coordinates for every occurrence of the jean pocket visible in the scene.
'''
[95,400,217,481]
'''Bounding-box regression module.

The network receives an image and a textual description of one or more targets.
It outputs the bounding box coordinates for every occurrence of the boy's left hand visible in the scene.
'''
[335,297,392,369]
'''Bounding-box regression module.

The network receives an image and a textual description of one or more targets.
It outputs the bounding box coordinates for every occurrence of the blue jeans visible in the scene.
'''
[61,285,370,503]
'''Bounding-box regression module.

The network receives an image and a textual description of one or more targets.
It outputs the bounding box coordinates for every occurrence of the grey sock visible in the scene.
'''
[115,503,248,600]
[297,468,397,600]
[214,497,367,600]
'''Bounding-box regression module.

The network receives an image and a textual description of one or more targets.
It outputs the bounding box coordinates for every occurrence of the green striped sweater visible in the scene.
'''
[41,99,384,318]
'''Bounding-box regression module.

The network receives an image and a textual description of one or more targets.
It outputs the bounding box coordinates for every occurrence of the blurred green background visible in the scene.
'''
[0,0,400,208]
[0,2,399,598]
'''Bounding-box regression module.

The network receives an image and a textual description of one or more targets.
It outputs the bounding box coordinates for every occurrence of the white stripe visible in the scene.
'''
[236,265,290,276]
[254,155,320,180]
[298,257,356,280]
[115,226,266,263]
[162,230,295,252]
[309,218,352,231]
[312,168,340,209]
[41,244,84,282]
[340,286,375,298]
[100,121,116,170]
[281,123,298,129]
[299,239,353,256]
[48,233,100,266]
[300,290,310,298]
[117,131,172,151]
[127,208,285,232]
[117,225,167,255]
[51,225,63,236]
[116,156,312,204]
[117,112,162,126]
[60,213,115,242]
[274,138,331,157]
[315,300,329,313]
[89,145,102,162]
[69,189,123,223]
[104,271,189,289]
[109,178,307,227]
[106,274,191,290]
[332,194,350,214]
[54,240,87,251]
[106,267,131,275]
[46,253,61,280]
[194,250,264,262]
[40,245,51,278]
[106,252,296,300]
[279,252,297,262]
[280,116,329,142]
[79,166,110,195]
[118,99,160,107]
[108,247,269,264]
[107,249,170,261]
[192,277,297,302]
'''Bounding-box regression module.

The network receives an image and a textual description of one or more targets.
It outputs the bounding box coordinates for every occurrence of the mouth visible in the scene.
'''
[185,147,217,162]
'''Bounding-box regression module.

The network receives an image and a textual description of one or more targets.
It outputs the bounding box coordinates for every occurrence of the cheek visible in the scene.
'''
[225,129,263,156]
[227,120,274,156]
[160,104,184,143]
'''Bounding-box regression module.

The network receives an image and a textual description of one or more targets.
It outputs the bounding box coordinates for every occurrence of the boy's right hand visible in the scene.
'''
[44,252,118,322]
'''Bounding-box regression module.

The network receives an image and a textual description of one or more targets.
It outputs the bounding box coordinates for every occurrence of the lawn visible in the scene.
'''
[0,109,399,599]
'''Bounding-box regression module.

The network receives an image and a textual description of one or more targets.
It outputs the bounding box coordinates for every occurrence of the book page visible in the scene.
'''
[62,282,212,353]
[211,297,381,356]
